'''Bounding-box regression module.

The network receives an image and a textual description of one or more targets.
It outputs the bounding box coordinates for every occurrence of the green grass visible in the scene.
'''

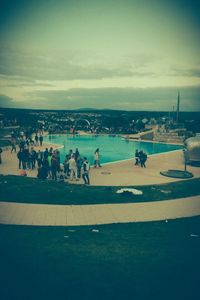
[0,217,200,300]
[0,175,200,205]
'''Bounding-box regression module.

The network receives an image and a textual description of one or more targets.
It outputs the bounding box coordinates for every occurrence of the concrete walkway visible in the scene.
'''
[1,146,200,186]
[0,195,200,226]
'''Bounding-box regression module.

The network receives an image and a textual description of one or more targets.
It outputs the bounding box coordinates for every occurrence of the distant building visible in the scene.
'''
[176,92,180,124]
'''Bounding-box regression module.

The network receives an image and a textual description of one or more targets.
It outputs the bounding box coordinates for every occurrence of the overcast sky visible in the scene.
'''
[0,0,200,111]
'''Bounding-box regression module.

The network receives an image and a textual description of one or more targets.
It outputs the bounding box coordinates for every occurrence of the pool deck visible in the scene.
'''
[0,144,199,186]
[0,143,200,226]
[89,150,200,186]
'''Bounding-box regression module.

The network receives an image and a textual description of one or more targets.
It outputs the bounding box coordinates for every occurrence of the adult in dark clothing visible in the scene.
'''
[138,150,143,166]
[35,134,39,146]
[140,151,147,168]
[30,148,37,169]
[77,156,83,179]
[26,139,30,148]
[39,135,43,146]
[82,157,90,185]
[37,165,48,180]
[23,148,30,169]
[51,155,59,180]
[68,149,73,158]
[74,148,80,162]
[43,148,49,160]
[17,149,23,169]
[0,147,2,164]
[49,147,53,155]
[19,139,25,150]
[42,158,50,175]
[134,149,140,166]
[55,150,60,171]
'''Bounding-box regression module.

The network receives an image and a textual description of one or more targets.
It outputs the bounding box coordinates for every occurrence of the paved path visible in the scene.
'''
[1,147,200,186]
[0,196,200,226]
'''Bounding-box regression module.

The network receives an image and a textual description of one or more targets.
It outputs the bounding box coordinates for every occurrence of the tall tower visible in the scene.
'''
[176,92,180,124]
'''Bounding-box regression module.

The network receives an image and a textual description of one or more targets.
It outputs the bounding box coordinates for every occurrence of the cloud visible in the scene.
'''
[0,74,55,88]
[171,67,200,78]
[0,46,158,82]
[1,46,199,85]
[26,85,200,111]
[0,94,18,108]
[3,82,54,88]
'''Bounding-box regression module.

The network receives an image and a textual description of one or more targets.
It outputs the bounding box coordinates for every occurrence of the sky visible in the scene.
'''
[0,0,200,111]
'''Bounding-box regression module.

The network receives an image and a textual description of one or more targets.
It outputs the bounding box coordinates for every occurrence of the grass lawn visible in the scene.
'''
[0,217,200,300]
[0,175,200,205]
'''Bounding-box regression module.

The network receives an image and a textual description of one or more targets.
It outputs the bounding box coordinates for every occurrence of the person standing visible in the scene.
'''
[63,155,70,178]
[51,155,58,180]
[37,150,43,168]
[68,155,78,181]
[10,140,17,153]
[140,151,147,168]
[134,149,140,166]
[17,149,23,169]
[68,149,73,159]
[19,139,25,150]
[82,157,90,185]
[49,147,53,155]
[23,148,30,169]
[35,134,39,146]
[30,147,37,169]
[138,150,143,167]
[39,134,43,146]
[0,147,2,164]
[94,148,101,168]
[43,148,49,160]
[77,156,83,179]
[55,150,61,171]
[74,148,80,162]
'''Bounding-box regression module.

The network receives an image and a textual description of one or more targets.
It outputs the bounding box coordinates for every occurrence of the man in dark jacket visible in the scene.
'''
[0,147,2,164]
[82,157,90,185]
[30,148,37,169]
[17,149,23,169]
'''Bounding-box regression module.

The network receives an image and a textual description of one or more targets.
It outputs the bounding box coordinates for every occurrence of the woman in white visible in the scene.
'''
[68,155,78,180]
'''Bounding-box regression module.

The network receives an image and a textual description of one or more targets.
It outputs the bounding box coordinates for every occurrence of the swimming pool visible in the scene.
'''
[44,135,182,165]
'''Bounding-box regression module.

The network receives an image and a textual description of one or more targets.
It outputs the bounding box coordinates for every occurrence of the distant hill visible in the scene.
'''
[75,108,119,111]
[0,107,199,122]
[74,108,100,111]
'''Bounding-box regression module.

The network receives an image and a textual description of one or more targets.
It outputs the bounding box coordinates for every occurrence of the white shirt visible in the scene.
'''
[68,158,77,170]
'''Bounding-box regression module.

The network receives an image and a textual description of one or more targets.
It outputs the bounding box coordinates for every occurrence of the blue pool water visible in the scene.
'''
[44,135,182,165]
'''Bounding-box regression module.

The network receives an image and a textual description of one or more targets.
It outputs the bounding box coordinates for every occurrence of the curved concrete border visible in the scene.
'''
[0,195,200,226]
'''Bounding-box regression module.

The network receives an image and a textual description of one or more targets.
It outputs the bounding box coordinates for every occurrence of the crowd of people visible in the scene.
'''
[11,130,44,150]
[16,144,91,185]
[6,129,107,185]
[1,128,150,184]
